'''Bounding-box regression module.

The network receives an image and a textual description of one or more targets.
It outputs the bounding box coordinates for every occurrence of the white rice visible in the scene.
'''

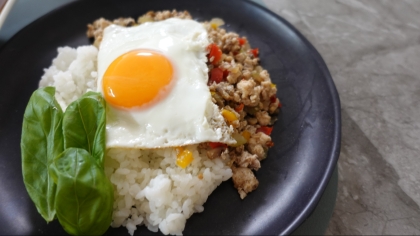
[39,46,233,235]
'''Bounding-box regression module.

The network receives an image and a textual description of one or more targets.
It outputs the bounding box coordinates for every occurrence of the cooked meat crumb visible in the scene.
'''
[232,167,259,199]
[248,132,272,160]
[234,151,261,171]
[256,111,271,126]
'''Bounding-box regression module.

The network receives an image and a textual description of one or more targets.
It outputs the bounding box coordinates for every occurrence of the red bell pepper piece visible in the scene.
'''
[250,48,259,57]
[208,142,227,149]
[209,68,224,84]
[238,37,246,46]
[256,126,273,135]
[207,43,222,65]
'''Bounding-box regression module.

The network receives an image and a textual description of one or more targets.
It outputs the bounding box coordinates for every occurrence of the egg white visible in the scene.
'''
[97,18,235,148]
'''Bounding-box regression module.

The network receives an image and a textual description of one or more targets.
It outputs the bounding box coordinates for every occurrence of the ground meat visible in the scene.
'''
[206,147,224,160]
[256,111,271,126]
[247,117,258,125]
[237,79,261,106]
[248,132,272,160]
[234,151,261,170]
[203,15,280,198]
[221,33,241,52]
[226,63,242,84]
[232,167,259,199]
[86,10,281,199]
[143,10,192,22]
[213,82,239,102]
[220,148,230,160]
[86,18,112,47]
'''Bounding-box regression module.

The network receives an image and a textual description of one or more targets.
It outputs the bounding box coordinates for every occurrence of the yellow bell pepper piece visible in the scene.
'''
[241,130,251,141]
[221,109,238,124]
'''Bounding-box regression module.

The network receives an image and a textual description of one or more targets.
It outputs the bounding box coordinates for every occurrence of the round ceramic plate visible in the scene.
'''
[0,0,341,235]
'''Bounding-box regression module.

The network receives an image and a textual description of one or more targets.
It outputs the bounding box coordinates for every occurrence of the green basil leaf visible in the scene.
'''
[21,87,63,222]
[50,148,113,235]
[62,92,106,166]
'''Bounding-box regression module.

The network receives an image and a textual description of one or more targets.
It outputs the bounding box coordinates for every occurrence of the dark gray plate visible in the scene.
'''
[0,0,341,235]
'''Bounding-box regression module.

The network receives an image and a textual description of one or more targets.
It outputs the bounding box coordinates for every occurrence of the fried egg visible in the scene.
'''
[97,18,235,148]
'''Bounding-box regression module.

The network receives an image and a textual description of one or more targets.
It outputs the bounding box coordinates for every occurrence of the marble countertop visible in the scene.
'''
[1,0,419,235]
[262,0,420,234]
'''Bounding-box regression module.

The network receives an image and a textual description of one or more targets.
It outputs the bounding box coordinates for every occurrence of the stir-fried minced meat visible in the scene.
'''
[202,16,280,198]
[232,167,259,199]
[248,132,272,160]
[234,151,260,170]
[86,10,281,199]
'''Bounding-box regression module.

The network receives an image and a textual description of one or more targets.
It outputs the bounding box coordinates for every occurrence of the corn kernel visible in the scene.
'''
[270,83,276,88]
[176,149,194,168]
[221,109,238,123]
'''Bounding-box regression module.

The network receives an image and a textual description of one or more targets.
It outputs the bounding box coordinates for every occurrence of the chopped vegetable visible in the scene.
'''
[21,87,63,222]
[270,95,277,103]
[209,67,224,84]
[250,48,259,57]
[207,43,222,65]
[211,91,224,105]
[244,106,258,115]
[210,18,225,29]
[251,70,261,82]
[266,141,274,147]
[238,37,246,46]
[221,108,238,124]
[176,147,194,168]
[223,69,229,79]
[230,133,247,147]
[256,126,274,135]
[235,103,244,112]
[208,142,227,149]
[255,65,263,72]
[241,130,251,141]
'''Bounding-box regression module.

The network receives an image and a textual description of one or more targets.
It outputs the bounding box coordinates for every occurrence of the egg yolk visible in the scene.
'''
[102,49,174,108]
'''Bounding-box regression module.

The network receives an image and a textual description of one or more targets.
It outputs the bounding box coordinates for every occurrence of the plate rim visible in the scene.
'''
[0,0,341,234]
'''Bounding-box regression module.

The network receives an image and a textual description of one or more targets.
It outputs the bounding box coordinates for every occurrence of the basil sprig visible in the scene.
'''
[21,87,113,235]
